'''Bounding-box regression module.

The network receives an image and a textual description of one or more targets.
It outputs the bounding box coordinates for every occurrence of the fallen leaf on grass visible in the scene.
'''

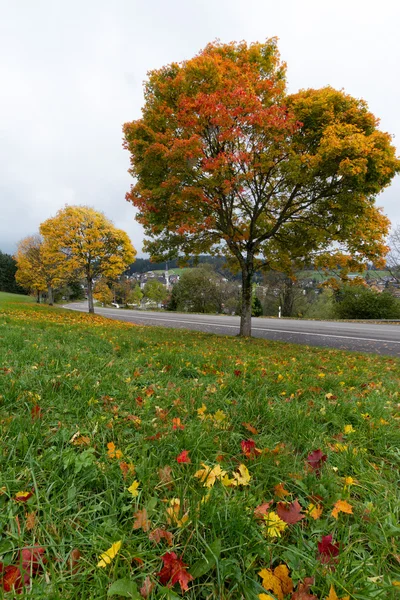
[0,564,23,594]
[157,552,193,593]
[149,528,174,546]
[31,405,42,420]
[262,512,287,538]
[241,439,261,459]
[25,511,36,531]
[258,564,293,600]
[242,422,259,435]
[21,546,46,574]
[291,577,318,599]
[120,461,135,478]
[325,584,350,600]
[71,435,90,446]
[158,466,173,489]
[254,501,273,519]
[222,464,251,487]
[276,500,305,524]
[15,491,33,502]
[331,500,353,519]
[194,464,226,488]
[165,498,189,527]
[306,449,327,475]
[317,535,340,563]
[69,548,81,574]
[274,483,290,498]
[97,541,122,568]
[176,450,191,464]
[307,503,323,520]
[140,576,155,598]
[107,442,123,459]
[128,481,140,498]
[133,508,151,532]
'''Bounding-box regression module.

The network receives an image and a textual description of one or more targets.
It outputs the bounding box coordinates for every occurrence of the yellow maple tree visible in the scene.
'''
[15,234,64,304]
[39,206,136,312]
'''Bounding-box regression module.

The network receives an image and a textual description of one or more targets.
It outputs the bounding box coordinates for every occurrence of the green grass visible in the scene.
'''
[0,297,399,599]
[0,291,35,303]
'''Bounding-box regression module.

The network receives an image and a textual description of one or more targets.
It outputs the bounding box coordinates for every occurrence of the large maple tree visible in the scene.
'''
[123,39,399,336]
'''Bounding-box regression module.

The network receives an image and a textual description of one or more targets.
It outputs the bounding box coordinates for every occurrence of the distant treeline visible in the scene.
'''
[125,256,241,279]
[0,251,26,294]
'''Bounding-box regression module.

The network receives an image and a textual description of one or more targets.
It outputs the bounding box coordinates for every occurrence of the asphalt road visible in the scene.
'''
[65,302,400,356]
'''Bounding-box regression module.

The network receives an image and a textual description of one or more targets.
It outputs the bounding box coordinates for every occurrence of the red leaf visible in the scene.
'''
[176,450,191,464]
[31,405,42,420]
[1,564,23,593]
[20,546,46,575]
[157,552,193,592]
[241,439,261,459]
[291,577,318,599]
[306,449,327,476]
[276,499,305,524]
[317,535,340,564]
[254,500,273,520]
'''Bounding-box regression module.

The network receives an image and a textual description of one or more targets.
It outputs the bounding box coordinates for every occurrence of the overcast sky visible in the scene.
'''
[1,0,399,256]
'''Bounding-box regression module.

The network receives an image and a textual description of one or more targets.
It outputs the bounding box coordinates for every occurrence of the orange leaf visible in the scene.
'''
[149,528,174,546]
[242,422,259,435]
[331,499,353,519]
[133,508,151,532]
[25,511,36,531]
[274,483,290,498]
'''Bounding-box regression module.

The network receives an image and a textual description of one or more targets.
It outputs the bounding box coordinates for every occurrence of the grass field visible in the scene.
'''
[0,292,399,599]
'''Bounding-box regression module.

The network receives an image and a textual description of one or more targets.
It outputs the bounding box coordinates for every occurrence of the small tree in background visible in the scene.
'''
[168,266,220,313]
[127,285,143,307]
[40,206,136,313]
[15,235,62,304]
[93,279,113,305]
[386,225,400,283]
[143,280,168,306]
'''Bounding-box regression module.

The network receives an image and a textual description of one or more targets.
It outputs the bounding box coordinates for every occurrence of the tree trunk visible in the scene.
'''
[87,278,94,313]
[47,286,54,306]
[240,265,253,336]
[36,290,40,304]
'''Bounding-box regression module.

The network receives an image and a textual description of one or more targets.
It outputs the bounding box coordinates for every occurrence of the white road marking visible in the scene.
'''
[66,306,400,345]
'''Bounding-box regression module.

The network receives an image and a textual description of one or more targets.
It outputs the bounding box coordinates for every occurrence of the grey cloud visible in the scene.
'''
[1,0,399,255]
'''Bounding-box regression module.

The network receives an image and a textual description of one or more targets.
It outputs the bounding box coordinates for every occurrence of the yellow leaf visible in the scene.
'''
[127,480,140,497]
[97,540,122,568]
[165,498,189,527]
[258,595,275,600]
[197,404,207,419]
[262,512,287,538]
[194,463,226,488]
[343,424,355,434]
[258,564,293,600]
[325,584,350,600]
[232,464,251,486]
[331,499,353,519]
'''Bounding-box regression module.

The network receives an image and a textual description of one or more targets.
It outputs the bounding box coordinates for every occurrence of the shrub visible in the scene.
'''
[334,285,400,319]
